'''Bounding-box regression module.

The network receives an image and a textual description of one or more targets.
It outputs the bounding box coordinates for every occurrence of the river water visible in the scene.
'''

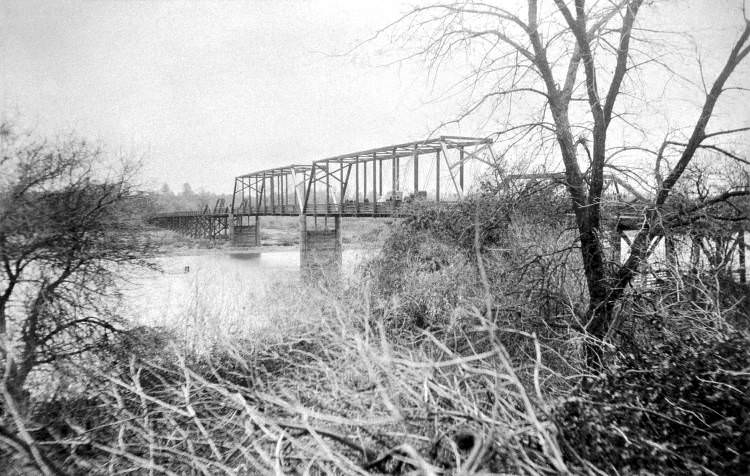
[118,249,372,347]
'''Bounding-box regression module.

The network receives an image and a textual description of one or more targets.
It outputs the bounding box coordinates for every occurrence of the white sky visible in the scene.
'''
[2,0,749,193]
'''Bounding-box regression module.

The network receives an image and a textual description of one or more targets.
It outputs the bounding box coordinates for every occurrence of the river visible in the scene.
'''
[118,248,373,349]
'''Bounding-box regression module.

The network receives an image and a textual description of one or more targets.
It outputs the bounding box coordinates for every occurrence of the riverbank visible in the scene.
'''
[9,210,750,474]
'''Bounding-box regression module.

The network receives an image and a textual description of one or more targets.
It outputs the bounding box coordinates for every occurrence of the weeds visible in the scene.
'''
[12,282,569,474]
[2,199,748,474]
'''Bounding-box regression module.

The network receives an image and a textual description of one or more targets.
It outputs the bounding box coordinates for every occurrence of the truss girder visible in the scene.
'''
[231,165,312,216]
[150,135,495,230]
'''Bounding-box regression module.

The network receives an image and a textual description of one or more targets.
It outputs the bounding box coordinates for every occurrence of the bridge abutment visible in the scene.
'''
[300,215,342,280]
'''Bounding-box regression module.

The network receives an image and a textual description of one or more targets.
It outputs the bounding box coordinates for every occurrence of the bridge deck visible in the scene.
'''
[149,200,454,220]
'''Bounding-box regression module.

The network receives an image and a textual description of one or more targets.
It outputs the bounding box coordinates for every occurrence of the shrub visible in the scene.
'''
[557,333,750,475]
[367,196,587,378]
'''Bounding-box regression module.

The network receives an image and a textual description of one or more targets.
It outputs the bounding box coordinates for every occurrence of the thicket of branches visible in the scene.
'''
[0,124,153,472]
[371,0,750,364]
[3,1,750,474]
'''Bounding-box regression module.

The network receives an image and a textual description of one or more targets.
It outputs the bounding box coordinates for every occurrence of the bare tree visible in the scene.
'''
[0,124,152,401]
[380,1,750,362]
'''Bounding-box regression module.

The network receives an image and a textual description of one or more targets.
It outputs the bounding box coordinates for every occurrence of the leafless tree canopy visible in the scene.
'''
[375,0,750,354]
[0,126,151,398]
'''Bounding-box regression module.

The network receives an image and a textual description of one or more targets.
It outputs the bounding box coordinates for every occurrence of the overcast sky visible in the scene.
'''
[2,0,748,193]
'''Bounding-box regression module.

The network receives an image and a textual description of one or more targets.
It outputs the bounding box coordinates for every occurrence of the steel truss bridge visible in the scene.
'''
[149,136,495,239]
[148,135,747,283]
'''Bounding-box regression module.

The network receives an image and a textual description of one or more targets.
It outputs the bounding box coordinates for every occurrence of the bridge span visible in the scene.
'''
[149,136,495,275]
[148,135,747,283]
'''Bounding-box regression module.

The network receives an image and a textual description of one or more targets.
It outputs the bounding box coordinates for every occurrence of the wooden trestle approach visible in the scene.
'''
[148,136,747,283]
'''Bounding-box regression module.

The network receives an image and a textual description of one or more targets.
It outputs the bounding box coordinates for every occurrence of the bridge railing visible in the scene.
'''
[150,210,228,218]
[233,204,302,216]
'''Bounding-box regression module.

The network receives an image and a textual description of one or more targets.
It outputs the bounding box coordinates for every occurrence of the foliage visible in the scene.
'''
[557,333,750,475]
[148,182,231,213]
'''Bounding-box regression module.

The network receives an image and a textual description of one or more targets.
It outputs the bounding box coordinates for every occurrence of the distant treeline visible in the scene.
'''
[150,182,231,213]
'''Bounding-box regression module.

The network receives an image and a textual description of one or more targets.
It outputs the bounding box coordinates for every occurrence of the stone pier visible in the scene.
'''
[231,216,261,247]
[300,215,342,279]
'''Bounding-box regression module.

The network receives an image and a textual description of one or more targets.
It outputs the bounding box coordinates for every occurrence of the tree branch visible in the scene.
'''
[657,20,750,205]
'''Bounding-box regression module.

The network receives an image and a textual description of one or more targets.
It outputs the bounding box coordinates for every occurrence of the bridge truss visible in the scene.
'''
[148,137,747,283]
[230,136,494,217]
[149,135,495,240]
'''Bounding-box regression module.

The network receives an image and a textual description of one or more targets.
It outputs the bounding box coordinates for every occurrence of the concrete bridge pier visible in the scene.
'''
[231,215,261,247]
[299,214,342,280]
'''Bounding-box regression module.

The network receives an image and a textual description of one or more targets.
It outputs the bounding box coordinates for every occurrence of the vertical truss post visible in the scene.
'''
[326,163,330,214]
[313,165,318,226]
[253,178,258,213]
[244,178,248,213]
[239,179,245,212]
[229,180,237,242]
[247,178,251,213]
[340,158,344,215]
[255,176,260,213]
[230,178,238,213]
[363,156,367,203]
[262,172,268,214]
[270,171,275,214]
[378,157,383,196]
[290,167,303,213]
[355,156,359,214]
[436,149,440,202]
[459,146,464,191]
[372,152,377,216]
[392,148,399,191]
[413,145,419,192]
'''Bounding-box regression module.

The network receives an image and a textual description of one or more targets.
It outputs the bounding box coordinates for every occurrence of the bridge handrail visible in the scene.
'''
[148,210,228,219]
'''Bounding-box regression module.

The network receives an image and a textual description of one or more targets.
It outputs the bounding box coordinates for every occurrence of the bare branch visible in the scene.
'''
[657,20,750,204]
